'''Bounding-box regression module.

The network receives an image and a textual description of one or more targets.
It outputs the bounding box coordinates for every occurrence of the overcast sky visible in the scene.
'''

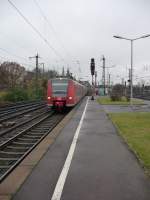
[1,0,150,84]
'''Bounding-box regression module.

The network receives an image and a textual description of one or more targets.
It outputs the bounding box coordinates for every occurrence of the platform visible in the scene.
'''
[12,97,150,200]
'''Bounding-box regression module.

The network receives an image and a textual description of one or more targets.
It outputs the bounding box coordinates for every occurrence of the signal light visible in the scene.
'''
[69,96,72,100]
[90,58,95,75]
[47,96,51,100]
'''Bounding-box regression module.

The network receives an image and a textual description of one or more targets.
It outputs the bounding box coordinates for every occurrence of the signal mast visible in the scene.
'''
[90,58,95,100]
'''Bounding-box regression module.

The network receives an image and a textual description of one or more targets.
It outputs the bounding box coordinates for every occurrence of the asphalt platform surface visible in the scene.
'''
[102,103,150,113]
[13,97,150,200]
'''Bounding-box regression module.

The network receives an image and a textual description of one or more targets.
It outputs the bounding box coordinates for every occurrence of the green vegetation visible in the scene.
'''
[110,83,125,101]
[3,88,29,102]
[0,91,8,105]
[109,112,150,175]
[3,87,45,102]
[0,91,7,99]
[97,96,143,105]
[0,60,75,103]
[0,78,48,103]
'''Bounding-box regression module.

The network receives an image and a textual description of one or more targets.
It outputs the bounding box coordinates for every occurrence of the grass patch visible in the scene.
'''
[97,96,143,105]
[109,112,150,175]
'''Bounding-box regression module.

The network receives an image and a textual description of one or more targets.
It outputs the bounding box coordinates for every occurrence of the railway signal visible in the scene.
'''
[90,58,95,85]
[90,58,95,100]
[102,55,106,95]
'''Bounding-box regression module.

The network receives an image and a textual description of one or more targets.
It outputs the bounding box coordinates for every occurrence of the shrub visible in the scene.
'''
[110,84,124,101]
[4,88,29,102]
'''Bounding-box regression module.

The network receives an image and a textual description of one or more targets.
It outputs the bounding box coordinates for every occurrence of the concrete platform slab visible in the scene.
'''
[0,166,32,194]
[12,98,150,200]
[0,195,11,200]
[0,98,83,199]
[12,98,87,200]
[60,99,150,200]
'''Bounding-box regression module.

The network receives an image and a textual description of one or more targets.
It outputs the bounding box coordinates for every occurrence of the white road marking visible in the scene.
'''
[51,98,89,200]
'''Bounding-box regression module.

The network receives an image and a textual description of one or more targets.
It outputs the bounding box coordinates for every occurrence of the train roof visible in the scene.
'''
[48,78,87,87]
[49,77,69,80]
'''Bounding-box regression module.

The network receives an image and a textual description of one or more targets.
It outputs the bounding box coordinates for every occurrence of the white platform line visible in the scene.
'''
[51,98,89,200]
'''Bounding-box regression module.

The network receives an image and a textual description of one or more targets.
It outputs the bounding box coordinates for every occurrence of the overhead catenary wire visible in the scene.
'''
[0,44,52,69]
[33,0,73,59]
[0,30,51,67]
[0,47,36,68]
[0,31,36,56]
[0,53,35,69]
[7,0,66,62]
[0,47,30,62]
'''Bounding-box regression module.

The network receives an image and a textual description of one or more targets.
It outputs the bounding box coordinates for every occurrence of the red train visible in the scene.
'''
[47,78,87,111]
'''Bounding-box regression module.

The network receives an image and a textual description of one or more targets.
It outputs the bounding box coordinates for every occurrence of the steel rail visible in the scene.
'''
[0,100,45,111]
[0,110,50,139]
[0,102,45,117]
[0,104,46,123]
[0,111,66,182]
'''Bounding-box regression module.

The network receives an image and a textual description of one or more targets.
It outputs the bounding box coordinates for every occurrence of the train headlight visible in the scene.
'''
[69,96,72,100]
[47,96,51,100]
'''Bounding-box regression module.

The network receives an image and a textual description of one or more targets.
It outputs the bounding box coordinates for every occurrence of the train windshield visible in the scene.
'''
[52,79,68,97]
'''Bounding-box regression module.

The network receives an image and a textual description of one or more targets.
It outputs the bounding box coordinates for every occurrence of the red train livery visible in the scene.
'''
[47,78,87,110]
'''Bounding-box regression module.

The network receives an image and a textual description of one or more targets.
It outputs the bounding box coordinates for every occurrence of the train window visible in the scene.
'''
[52,79,68,97]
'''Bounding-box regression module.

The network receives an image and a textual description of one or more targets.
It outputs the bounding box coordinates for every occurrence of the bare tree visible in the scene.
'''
[0,61,25,88]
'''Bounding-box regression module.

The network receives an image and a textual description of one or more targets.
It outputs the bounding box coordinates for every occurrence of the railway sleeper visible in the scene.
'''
[23,135,41,139]
[0,151,23,157]
[4,147,29,153]
[0,158,17,166]
[42,127,53,130]
[32,128,50,132]
[26,132,43,137]
[0,168,9,176]
[33,130,49,134]
[17,138,38,142]
[28,131,45,135]
[0,166,10,169]
[12,141,34,146]
[28,130,44,133]
[14,136,37,144]
[45,123,55,125]
[41,124,53,127]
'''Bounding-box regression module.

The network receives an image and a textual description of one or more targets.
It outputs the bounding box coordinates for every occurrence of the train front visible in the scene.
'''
[47,78,69,111]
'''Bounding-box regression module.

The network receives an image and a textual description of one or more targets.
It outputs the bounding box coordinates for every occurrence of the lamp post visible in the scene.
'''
[113,34,150,105]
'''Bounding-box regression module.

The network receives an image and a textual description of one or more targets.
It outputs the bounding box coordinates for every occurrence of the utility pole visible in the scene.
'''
[39,62,45,78]
[102,55,106,95]
[108,73,111,94]
[124,81,127,97]
[95,71,97,87]
[62,66,65,77]
[29,53,40,96]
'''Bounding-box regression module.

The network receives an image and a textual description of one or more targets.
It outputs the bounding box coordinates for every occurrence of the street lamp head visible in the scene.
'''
[140,34,150,39]
[113,35,123,39]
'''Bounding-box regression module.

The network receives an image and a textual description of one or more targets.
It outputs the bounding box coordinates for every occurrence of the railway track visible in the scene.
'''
[0,111,66,182]
[0,101,46,124]
[0,101,45,117]
[0,100,44,110]
[0,109,49,144]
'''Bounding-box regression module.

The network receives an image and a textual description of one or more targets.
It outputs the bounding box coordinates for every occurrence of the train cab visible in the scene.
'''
[47,78,87,111]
